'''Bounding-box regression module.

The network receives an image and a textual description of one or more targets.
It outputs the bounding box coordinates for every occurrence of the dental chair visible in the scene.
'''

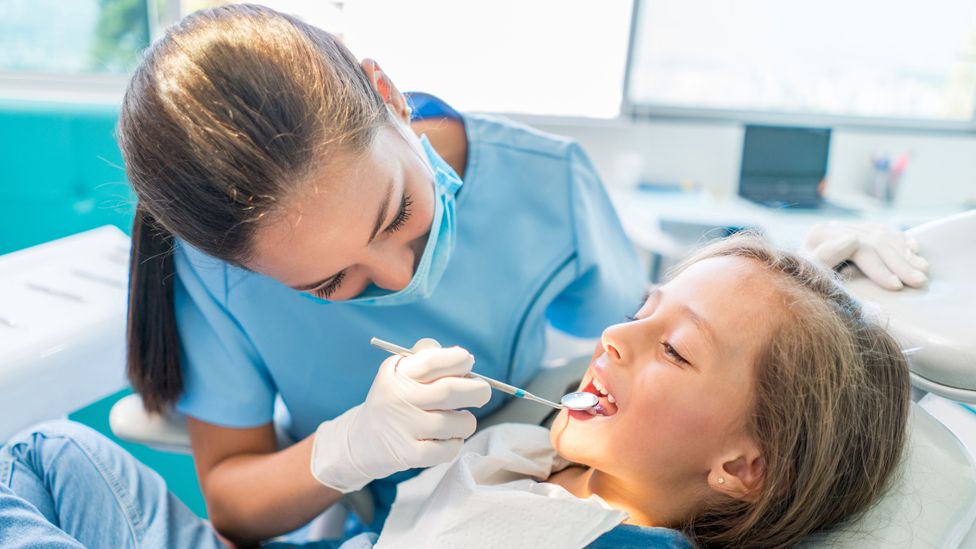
[818,209,976,547]
[9,211,973,546]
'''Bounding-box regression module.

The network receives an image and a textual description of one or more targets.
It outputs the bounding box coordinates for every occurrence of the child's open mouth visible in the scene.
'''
[575,377,619,418]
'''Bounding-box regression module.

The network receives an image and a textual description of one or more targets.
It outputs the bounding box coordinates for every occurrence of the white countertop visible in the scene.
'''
[0,226,130,441]
[610,188,961,255]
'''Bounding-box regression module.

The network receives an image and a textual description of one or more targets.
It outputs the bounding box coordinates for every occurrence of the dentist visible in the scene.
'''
[117,5,644,545]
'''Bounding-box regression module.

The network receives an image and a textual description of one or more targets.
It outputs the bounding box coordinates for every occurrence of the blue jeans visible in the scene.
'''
[0,419,226,548]
[0,420,378,549]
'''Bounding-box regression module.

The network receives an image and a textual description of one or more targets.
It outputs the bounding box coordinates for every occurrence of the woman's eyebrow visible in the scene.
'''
[367,178,396,244]
[292,177,402,292]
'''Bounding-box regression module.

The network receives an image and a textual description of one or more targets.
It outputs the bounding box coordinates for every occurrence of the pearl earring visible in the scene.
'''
[717,477,725,484]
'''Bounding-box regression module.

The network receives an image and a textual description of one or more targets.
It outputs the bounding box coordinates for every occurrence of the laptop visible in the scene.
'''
[738,124,851,211]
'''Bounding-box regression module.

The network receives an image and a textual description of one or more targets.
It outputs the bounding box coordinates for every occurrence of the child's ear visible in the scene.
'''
[708,442,764,502]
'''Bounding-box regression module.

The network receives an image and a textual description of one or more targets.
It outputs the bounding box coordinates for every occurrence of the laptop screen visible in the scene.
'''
[739,125,831,207]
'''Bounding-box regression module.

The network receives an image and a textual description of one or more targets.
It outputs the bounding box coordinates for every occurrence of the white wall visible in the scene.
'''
[829,130,976,207]
[515,115,976,209]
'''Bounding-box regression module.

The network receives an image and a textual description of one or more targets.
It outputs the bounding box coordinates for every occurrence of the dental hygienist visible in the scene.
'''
[111,5,927,547]
[119,5,642,545]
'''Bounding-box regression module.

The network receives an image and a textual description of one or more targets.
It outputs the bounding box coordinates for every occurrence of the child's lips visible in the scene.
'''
[572,367,619,418]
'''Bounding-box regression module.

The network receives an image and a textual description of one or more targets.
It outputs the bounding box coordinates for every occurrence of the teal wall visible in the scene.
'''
[0,100,132,254]
[1,99,206,517]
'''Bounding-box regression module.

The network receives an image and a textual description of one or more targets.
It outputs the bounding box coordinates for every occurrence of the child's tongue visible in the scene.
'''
[582,379,619,416]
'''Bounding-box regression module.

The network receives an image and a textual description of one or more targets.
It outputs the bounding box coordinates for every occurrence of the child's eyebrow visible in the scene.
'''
[649,288,718,347]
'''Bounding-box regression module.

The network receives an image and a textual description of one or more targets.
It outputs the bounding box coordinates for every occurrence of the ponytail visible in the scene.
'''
[127,207,183,413]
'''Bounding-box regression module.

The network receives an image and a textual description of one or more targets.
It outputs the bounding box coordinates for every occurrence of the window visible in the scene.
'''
[183,0,633,118]
[0,0,149,74]
[626,0,976,124]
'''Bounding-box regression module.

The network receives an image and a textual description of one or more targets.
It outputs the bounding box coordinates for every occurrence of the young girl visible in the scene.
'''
[373,234,910,548]
[0,236,909,548]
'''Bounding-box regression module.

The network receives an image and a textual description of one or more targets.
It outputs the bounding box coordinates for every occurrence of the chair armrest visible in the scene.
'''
[109,394,192,454]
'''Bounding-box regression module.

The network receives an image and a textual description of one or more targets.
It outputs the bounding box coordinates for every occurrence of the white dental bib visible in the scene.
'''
[377,423,627,548]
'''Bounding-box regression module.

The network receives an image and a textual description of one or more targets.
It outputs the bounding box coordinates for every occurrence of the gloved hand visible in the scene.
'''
[310,339,492,493]
[801,221,929,290]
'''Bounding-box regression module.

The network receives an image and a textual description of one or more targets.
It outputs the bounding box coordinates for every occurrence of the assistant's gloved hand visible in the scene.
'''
[801,221,929,290]
[310,339,492,493]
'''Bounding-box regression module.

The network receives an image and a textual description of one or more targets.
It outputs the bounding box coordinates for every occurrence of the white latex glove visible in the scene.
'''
[801,221,929,290]
[310,338,492,493]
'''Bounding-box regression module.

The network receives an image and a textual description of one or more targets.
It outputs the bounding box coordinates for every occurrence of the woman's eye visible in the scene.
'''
[385,194,413,234]
[311,271,346,299]
[662,342,688,365]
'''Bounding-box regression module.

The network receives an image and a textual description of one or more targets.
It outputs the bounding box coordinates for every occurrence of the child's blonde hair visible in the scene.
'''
[675,234,910,548]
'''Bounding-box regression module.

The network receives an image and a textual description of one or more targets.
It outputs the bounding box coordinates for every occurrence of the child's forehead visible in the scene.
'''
[663,256,786,333]
[669,255,776,291]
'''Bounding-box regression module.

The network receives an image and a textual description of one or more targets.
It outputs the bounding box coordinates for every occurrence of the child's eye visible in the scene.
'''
[662,342,689,365]
[627,290,653,322]
[625,300,646,322]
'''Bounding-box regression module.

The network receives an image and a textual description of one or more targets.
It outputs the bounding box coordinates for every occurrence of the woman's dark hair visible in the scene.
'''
[119,4,387,412]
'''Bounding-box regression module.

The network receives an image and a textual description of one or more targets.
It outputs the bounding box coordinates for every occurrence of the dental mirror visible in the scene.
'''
[371,337,578,410]
[560,391,599,411]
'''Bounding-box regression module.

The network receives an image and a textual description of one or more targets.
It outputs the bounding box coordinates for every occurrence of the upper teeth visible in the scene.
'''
[593,378,607,395]
[593,377,615,404]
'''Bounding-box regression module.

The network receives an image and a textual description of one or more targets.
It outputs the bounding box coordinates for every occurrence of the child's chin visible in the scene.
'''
[550,420,597,464]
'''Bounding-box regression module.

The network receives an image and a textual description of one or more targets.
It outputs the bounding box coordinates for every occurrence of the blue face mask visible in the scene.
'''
[301,134,462,307]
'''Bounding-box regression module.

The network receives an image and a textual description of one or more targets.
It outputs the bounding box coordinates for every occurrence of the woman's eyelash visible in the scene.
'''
[307,192,411,300]
[311,271,346,299]
[385,194,413,234]
[662,342,688,365]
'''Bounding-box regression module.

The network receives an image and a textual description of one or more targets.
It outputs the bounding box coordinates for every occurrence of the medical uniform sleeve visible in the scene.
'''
[173,246,276,428]
[546,144,646,338]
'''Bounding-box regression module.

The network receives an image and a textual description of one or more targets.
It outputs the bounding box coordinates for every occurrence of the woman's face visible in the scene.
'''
[550,256,781,498]
[247,121,437,300]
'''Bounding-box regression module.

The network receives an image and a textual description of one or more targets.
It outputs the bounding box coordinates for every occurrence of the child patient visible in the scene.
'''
[0,234,909,549]
[375,234,911,549]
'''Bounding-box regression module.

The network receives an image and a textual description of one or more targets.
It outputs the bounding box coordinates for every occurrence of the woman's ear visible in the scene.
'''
[360,58,412,124]
[708,443,765,503]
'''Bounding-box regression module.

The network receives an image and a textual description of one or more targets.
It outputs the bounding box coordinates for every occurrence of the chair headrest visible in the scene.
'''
[844,210,976,400]
[800,403,976,547]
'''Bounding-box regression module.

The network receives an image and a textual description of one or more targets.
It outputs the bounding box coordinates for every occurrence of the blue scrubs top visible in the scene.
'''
[171,94,644,527]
